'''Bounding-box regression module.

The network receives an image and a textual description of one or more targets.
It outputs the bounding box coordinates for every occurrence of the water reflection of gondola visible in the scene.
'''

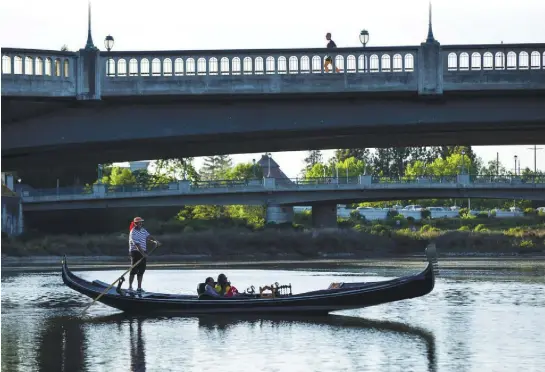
[196,314,437,372]
[34,313,436,372]
[92,313,436,372]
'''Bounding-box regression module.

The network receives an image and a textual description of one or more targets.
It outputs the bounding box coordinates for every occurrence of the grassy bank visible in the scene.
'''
[3,220,544,261]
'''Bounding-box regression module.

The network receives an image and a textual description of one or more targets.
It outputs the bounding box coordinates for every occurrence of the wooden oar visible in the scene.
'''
[79,241,161,316]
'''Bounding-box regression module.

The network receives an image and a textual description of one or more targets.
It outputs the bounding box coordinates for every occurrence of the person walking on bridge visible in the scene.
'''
[128,217,160,293]
[324,32,340,73]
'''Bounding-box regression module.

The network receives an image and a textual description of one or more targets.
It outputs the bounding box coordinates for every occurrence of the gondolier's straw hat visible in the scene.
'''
[133,217,144,223]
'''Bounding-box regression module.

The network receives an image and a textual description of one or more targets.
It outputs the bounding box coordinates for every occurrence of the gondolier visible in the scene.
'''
[128,217,160,293]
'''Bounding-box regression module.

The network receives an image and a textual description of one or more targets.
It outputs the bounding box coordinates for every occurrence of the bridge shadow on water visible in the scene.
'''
[34,313,437,372]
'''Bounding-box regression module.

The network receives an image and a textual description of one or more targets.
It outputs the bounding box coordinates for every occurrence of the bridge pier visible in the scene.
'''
[311,204,337,228]
[266,204,293,225]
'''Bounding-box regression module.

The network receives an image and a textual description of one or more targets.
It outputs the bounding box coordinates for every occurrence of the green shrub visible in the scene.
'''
[337,219,354,229]
[458,208,469,217]
[370,224,391,236]
[458,225,471,231]
[524,208,537,216]
[420,224,440,233]
[474,224,488,232]
[504,227,525,237]
[519,240,535,249]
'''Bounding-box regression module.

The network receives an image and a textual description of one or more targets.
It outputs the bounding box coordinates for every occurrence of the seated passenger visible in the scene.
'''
[215,273,239,297]
[204,277,221,297]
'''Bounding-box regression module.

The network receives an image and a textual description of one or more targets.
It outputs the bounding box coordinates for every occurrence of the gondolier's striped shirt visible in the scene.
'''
[129,227,150,252]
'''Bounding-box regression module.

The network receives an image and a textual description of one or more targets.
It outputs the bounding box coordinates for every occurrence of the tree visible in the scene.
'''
[226,162,263,180]
[405,153,476,177]
[372,148,414,177]
[154,158,199,182]
[480,159,508,176]
[303,150,323,172]
[60,45,69,51]
[100,166,136,185]
[334,148,371,164]
[304,157,366,179]
[200,155,232,180]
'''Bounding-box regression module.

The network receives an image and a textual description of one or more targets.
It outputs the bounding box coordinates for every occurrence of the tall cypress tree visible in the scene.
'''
[200,155,233,180]
[303,150,323,171]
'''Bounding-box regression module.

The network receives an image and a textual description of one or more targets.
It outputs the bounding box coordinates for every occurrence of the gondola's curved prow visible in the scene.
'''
[61,243,439,315]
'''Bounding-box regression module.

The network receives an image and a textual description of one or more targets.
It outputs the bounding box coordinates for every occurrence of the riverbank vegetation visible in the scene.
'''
[4,213,544,258]
[4,145,544,258]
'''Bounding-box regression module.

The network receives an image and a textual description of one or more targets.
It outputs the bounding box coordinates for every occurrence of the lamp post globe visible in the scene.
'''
[104,35,115,52]
[359,30,369,47]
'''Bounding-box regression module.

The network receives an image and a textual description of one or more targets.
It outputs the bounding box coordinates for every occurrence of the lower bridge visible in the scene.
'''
[20,174,545,211]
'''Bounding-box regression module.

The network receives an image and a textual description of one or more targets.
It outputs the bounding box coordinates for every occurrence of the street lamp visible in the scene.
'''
[252,158,256,178]
[514,155,518,176]
[359,30,370,47]
[461,150,466,174]
[104,35,115,51]
[104,35,114,77]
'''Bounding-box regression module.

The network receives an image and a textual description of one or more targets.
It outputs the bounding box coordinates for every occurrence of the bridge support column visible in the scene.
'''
[359,175,372,186]
[311,204,337,228]
[178,180,191,192]
[457,174,470,185]
[417,25,443,95]
[266,204,293,224]
[92,183,106,197]
[77,47,101,100]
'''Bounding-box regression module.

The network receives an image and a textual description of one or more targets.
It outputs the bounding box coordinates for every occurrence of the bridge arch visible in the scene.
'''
[117,59,127,76]
[277,56,287,74]
[300,56,310,73]
[197,57,207,75]
[289,56,298,74]
[2,55,11,73]
[209,57,218,75]
[254,57,264,74]
[140,58,149,76]
[163,58,172,76]
[243,57,252,74]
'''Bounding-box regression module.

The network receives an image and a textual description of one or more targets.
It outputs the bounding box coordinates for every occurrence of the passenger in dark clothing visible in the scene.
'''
[204,277,221,297]
[324,33,340,73]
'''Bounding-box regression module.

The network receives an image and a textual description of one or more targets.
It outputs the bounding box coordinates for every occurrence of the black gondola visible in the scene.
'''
[62,244,439,316]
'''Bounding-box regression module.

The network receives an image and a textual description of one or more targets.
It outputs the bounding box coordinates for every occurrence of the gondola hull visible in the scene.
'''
[62,246,439,315]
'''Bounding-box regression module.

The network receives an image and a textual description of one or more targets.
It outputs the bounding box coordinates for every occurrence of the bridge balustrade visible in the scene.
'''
[100,47,417,78]
[1,49,77,97]
[17,174,545,203]
[441,44,545,90]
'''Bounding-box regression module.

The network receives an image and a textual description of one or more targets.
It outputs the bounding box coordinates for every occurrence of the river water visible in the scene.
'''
[1,264,544,372]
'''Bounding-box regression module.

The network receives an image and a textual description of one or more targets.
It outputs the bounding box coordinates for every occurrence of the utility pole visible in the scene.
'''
[527,145,544,174]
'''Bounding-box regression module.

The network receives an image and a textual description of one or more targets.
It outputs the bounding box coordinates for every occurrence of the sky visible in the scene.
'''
[1,0,544,178]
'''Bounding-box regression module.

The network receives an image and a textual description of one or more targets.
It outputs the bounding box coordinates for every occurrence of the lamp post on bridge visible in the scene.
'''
[104,35,114,76]
[252,158,256,178]
[359,30,369,47]
[461,150,466,175]
[514,155,518,176]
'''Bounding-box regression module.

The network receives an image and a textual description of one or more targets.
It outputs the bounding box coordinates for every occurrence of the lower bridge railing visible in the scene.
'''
[17,174,545,203]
